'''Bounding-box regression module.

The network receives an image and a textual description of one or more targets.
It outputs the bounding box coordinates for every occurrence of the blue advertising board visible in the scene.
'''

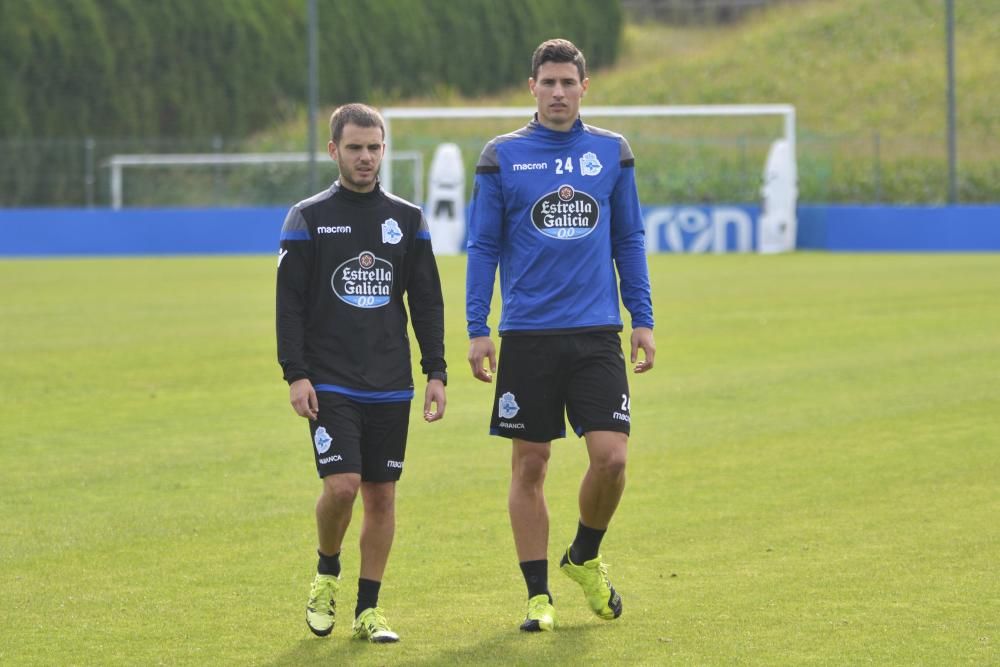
[0,207,285,257]
[1,205,998,257]
[642,205,762,253]
[797,205,1000,251]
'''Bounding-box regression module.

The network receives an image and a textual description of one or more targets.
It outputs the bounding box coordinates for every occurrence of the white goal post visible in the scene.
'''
[381,104,795,194]
[383,104,798,253]
[106,150,423,209]
[103,104,797,245]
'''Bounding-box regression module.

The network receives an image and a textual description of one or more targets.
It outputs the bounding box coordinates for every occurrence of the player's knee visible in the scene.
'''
[513,457,548,487]
[361,482,396,517]
[321,474,361,506]
[592,449,627,480]
[361,497,394,521]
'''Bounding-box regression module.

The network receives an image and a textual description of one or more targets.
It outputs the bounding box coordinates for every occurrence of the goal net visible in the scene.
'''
[382,105,797,253]
[106,104,797,253]
[105,150,423,210]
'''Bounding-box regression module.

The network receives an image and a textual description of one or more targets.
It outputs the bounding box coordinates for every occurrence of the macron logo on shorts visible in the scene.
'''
[386,460,403,470]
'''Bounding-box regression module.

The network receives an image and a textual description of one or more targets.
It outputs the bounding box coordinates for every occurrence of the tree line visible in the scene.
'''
[0,0,622,205]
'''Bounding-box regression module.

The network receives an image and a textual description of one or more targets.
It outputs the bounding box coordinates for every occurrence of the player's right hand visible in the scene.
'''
[468,336,497,383]
[289,378,318,420]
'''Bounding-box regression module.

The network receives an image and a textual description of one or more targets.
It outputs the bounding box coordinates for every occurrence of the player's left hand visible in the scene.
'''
[424,379,446,422]
[630,327,656,373]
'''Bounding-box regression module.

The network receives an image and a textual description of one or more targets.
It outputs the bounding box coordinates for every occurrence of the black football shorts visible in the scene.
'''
[489,330,631,442]
[308,391,410,481]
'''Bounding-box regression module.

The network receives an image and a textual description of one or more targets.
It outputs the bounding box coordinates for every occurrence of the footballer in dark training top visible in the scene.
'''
[276,182,446,402]
[276,102,446,644]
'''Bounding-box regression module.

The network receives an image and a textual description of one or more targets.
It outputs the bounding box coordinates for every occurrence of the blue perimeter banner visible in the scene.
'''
[0,205,998,257]
[0,207,287,257]
[642,204,1000,253]
[796,205,1000,251]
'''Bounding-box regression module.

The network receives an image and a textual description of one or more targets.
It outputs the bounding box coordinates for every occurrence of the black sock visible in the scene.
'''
[519,559,551,603]
[356,578,381,618]
[569,521,606,564]
[317,550,341,577]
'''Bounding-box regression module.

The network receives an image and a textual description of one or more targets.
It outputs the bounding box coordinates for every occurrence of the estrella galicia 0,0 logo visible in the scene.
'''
[332,251,393,308]
[530,184,599,240]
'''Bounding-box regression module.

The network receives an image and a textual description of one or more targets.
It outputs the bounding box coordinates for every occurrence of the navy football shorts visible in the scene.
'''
[489,330,631,442]
[308,391,410,481]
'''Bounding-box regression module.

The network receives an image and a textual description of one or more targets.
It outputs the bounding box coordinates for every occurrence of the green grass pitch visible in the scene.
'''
[1,252,997,665]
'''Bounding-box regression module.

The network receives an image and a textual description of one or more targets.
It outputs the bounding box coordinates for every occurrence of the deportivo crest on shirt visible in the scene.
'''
[381,218,403,244]
[331,251,393,308]
[580,151,603,176]
[530,184,600,240]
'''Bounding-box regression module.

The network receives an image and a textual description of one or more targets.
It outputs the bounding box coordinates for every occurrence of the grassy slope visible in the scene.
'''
[593,0,999,201]
[357,0,997,144]
[598,0,998,140]
[1,253,997,665]
[253,0,998,202]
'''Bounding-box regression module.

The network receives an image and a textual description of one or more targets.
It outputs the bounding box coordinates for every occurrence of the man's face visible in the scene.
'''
[328,123,384,193]
[529,61,588,132]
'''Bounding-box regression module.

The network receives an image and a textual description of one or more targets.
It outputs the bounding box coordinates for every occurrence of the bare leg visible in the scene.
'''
[358,481,396,581]
[578,431,628,530]
[317,472,361,556]
[509,439,552,561]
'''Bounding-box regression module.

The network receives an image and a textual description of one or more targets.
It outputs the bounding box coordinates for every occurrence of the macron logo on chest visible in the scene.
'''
[512,161,548,172]
[317,225,352,235]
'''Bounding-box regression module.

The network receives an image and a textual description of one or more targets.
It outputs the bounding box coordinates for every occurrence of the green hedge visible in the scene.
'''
[0,0,622,205]
[0,0,622,140]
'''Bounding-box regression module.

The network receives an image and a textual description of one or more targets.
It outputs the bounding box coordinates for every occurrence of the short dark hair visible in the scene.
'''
[531,38,587,81]
[329,103,385,144]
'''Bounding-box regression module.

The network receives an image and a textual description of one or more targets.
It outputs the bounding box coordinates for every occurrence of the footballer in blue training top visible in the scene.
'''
[465,107,653,337]
[465,39,656,633]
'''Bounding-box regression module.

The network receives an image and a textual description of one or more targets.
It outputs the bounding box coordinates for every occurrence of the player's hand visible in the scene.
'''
[289,378,319,420]
[630,327,656,373]
[468,336,497,383]
[423,379,446,422]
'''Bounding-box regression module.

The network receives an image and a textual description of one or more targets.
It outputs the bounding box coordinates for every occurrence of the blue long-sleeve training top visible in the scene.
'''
[466,116,654,338]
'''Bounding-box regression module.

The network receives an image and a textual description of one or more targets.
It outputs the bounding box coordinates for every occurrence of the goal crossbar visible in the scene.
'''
[381,104,795,193]
[105,150,423,209]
